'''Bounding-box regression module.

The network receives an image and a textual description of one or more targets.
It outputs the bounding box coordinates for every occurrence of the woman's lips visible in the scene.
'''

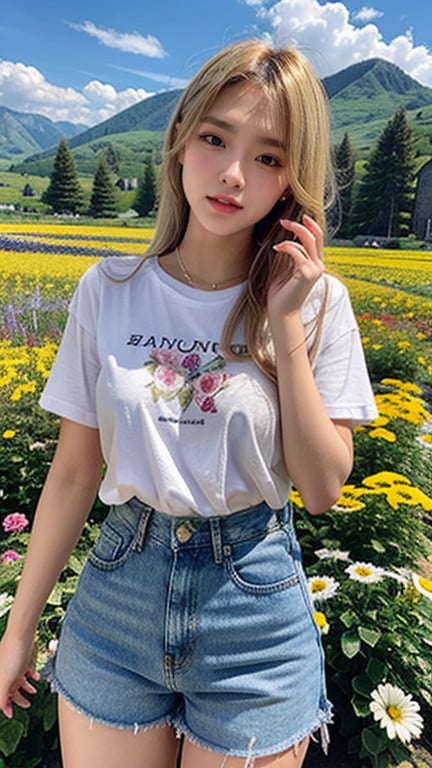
[207,196,243,213]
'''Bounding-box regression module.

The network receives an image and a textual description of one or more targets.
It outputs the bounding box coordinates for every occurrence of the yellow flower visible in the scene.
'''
[332,484,366,511]
[361,472,432,511]
[412,573,432,600]
[2,429,16,439]
[369,427,397,442]
[290,489,304,508]
[313,611,330,634]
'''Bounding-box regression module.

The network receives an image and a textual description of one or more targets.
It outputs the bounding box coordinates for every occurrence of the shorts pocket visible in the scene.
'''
[88,503,140,571]
[224,527,299,595]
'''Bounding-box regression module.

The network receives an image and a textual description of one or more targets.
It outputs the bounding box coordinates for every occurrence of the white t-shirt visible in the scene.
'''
[40,256,378,517]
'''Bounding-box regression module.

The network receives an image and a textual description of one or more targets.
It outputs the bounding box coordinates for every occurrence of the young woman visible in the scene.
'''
[0,39,377,768]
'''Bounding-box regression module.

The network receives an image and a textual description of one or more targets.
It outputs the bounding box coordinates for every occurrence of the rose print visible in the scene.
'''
[144,352,229,415]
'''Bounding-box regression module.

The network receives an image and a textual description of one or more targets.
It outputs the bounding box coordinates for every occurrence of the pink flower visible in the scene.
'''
[1,549,21,563]
[151,349,182,367]
[199,396,217,413]
[154,365,184,393]
[2,513,29,533]
[195,372,226,396]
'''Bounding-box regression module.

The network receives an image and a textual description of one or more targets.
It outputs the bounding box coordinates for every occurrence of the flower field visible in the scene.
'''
[1,222,432,768]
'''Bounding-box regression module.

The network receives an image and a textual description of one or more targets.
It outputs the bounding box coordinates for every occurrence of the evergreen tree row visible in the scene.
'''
[42,139,158,219]
[332,108,417,239]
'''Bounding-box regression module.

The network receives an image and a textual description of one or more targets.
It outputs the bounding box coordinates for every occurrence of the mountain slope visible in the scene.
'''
[65,58,432,151]
[7,57,432,173]
[68,89,182,150]
[0,106,86,158]
[323,59,432,142]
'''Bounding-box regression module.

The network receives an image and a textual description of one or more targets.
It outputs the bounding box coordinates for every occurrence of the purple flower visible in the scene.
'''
[2,513,29,533]
[182,354,201,373]
[1,550,21,564]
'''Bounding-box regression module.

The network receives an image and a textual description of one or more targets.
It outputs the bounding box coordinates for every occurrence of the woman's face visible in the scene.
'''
[179,82,289,241]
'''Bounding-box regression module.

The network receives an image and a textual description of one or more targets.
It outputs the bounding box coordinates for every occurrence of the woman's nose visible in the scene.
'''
[219,159,246,189]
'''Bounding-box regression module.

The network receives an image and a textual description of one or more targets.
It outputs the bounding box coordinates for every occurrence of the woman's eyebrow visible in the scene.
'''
[202,115,285,150]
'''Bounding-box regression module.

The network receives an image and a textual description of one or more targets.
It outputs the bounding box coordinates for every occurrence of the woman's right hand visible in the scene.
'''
[0,632,40,719]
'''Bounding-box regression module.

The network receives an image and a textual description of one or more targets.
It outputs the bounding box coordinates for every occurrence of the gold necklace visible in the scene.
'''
[175,246,247,290]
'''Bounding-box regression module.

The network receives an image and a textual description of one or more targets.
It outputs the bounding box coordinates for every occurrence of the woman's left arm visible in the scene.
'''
[268,215,353,516]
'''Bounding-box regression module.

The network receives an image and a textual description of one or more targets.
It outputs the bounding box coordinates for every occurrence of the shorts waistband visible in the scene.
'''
[125,498,292,565]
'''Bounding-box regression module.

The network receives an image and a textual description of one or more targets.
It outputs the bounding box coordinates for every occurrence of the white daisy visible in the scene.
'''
[412,572,432,600]
[315,548,351,562]
[345,562,385,583]
[370,682,424,743]
[384,567,411,585]
[0,592,14,618]
[307,575,339,601]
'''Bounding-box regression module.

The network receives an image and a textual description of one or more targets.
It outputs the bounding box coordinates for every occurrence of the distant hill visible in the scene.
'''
[6,57,432,175]
[0,106,86,159]
[323,58,432,150]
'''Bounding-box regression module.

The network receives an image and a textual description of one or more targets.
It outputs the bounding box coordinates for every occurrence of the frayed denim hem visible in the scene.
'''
[50,675,172,735]
[172,706,333,764]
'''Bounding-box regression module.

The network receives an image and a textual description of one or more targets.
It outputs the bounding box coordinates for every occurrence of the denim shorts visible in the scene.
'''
[50,499,332,759]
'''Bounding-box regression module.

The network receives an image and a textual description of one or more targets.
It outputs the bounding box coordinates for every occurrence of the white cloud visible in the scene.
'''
[0,60,153,126]
[352,6,383,23]
[251,0,432,87]
[70,20,167,58]
[111,66,189,89]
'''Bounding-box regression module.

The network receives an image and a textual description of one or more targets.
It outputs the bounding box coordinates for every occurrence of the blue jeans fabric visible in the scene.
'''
[50,499,332,759]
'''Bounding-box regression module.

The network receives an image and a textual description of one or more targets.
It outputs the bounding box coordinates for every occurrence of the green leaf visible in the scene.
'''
[358,626,381,647]
[339,610,358,628]
[361,726,384,756]
[47,582,64,606]
[0,719,25,757]
[341,629,361,658]
[366,657,388,684]
[389,739,410,763]
[43,692,58,732]
[370,539,386,553]
[352,673,374,697]
[352,693,372,717]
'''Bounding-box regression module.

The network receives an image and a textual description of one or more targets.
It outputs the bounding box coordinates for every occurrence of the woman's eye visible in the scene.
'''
[258,154,280,167]
[201,134,224,147]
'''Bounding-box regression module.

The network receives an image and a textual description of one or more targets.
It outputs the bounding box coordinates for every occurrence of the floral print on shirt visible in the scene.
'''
[144,349,229,414]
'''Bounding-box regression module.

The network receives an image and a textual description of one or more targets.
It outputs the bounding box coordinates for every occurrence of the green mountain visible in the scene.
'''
[324,58,432,152]
[7,57,432,176]
[0,106,86,159]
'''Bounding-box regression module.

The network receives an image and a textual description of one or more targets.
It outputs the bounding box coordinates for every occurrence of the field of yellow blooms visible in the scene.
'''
[1,222,432,768]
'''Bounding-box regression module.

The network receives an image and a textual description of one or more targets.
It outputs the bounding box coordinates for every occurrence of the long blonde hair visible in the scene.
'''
[146,39,335,380]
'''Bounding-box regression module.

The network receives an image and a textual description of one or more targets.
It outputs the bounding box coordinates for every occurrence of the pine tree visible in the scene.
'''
[88,153,118,219]
[333,133,355,237]
[351,109,416,238]
[42,139,84,214]
[134,156,157,217]
[104,144,121,175]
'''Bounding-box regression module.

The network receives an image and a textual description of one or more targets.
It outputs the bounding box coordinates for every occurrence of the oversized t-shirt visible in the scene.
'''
[39,256,378,517]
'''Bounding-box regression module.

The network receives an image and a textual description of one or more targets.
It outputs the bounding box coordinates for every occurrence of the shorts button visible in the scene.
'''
[176,522,193,543]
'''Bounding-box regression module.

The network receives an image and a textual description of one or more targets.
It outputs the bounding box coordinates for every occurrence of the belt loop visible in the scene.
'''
[132,505,152,552]
[277,503,290,528]
[209,518,223,565]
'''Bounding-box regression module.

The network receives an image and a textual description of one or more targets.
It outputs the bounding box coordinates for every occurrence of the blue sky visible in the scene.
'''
[1,0,431,126]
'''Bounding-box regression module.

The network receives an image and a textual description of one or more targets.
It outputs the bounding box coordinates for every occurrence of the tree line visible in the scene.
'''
[43,108,419,235]
[332,108,417,240]
[42,139,157,219]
